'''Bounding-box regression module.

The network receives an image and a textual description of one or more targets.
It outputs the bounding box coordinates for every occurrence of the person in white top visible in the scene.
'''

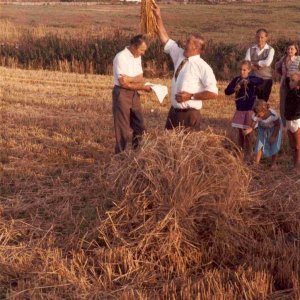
[152,3,218,130]
[112,34,152,154]
[245,29,275,102]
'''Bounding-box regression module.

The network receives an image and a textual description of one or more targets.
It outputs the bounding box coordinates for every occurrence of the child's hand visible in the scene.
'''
[234,84,241,92]
[243,128,252,136]
[269,136,276,144]
[240,79,248,86]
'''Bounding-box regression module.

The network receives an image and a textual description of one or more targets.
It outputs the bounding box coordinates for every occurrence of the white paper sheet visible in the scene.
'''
[145,82,168,104]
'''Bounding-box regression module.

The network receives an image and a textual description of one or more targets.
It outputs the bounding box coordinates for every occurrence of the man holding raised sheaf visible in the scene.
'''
[152,4,218,130]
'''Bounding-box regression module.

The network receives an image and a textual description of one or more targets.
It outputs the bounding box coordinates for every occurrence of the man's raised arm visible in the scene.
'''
[152,3,169,45]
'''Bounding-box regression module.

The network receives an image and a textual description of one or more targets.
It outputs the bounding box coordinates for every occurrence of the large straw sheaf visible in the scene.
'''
[140,0,157,37]
[96,130,259,294]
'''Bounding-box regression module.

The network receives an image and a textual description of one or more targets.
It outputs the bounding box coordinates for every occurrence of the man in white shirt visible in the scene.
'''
[245,29,275,102]
[152,4,218,130]
[112,34,151,154]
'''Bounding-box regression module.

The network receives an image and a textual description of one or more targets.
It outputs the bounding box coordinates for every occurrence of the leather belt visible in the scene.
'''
[173,107,198,112]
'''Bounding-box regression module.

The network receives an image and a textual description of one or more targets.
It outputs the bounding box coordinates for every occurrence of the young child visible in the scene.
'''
[244,100,282,169]
[285,72,300,172]
[225,60,264,159]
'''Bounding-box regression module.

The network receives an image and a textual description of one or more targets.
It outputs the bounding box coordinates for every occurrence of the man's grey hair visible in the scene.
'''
[189,33,205,52]
[256,28,268,36]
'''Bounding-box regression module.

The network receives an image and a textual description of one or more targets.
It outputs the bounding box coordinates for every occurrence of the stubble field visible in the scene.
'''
[1,66,300,298]
[1,1,300,298]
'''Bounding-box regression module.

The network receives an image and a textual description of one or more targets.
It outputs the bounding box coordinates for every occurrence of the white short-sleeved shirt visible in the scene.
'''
[164,39,218,110]
[252,108,280,128]
[113,47,143,86]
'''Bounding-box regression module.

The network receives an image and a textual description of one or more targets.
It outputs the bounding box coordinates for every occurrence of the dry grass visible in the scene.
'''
[1,66,300,298]
[1,1,300,44]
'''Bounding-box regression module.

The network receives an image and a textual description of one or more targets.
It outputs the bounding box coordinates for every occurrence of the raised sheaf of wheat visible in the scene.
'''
[140,0,157,37]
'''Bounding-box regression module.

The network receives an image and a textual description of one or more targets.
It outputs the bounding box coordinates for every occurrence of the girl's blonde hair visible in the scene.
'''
[253,99,269,114]
[240,60,252,69]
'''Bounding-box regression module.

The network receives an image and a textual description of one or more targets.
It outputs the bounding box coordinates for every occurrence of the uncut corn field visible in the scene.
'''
[1,66,300,299]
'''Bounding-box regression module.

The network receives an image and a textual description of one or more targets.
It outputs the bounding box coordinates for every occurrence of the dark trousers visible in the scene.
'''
[165,106,201,131]
[112,86,145,154]
[280,78,291,127]
[256,79,273,102]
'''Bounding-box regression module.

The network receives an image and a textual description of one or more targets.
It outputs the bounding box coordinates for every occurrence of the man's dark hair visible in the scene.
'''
[256,28,268,36]
[130,34,147,48]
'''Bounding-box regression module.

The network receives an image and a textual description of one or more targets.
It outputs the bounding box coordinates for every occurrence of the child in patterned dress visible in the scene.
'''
[243,100,282,169]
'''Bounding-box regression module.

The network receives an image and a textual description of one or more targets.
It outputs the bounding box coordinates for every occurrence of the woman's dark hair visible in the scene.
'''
[285,42,299,56]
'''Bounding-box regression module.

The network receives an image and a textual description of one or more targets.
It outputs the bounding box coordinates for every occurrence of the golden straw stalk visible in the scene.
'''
[140,0,157,37]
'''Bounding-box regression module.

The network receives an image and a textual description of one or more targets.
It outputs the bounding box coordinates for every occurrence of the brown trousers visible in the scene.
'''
[165,106,201,131]
[112,86,145,154]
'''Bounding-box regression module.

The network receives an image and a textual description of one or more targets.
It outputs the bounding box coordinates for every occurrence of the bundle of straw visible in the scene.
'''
[140,0,157,37]
[98,130,252,283]
[95,130,300,297]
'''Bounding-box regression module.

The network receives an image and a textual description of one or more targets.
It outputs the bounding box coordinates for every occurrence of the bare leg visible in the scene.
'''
[287,130,296,166]
[238,129,245,149]
[244,131,254,161]
[270,154,277,169]
[294,128,300,171]
[255,148,263,164]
